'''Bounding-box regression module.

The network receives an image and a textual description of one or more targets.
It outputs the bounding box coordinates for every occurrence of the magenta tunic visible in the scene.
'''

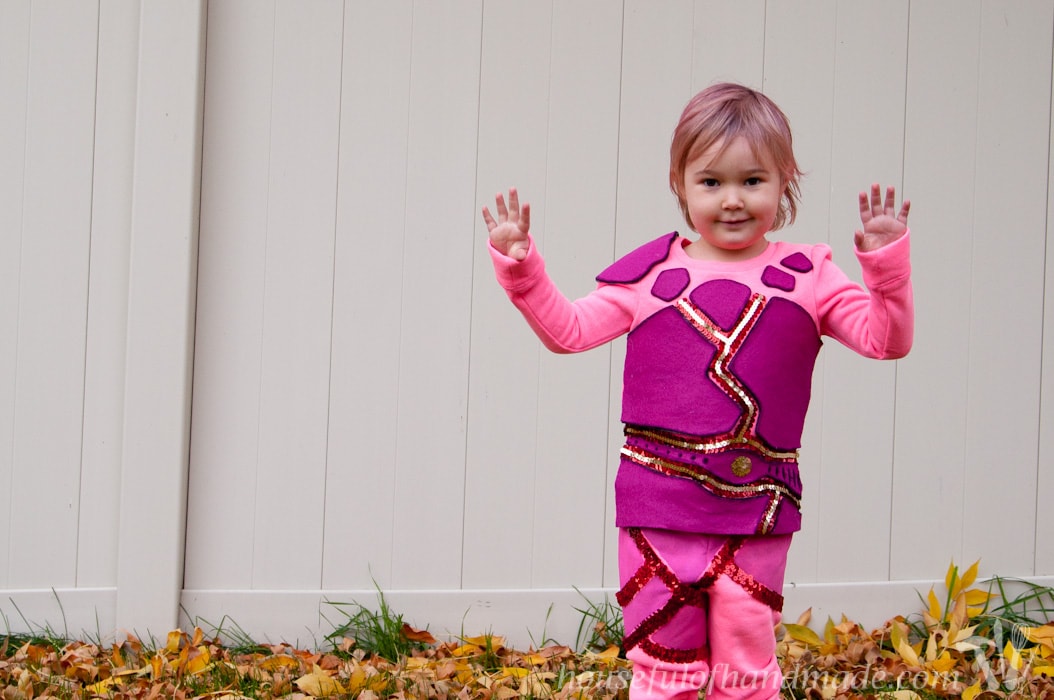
[490,231,913,537]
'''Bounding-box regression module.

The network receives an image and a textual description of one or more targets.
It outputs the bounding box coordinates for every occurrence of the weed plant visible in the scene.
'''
[324,588,429,662]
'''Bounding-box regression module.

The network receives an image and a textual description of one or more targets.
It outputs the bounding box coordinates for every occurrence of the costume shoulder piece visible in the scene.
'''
[596,232,679,284]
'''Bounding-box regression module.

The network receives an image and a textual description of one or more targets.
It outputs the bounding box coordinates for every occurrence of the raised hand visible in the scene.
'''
[855,184,910,252]
[482,188,531,261]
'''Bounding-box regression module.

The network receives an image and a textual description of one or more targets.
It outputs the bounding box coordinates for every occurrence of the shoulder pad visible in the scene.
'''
[596,232,679,284]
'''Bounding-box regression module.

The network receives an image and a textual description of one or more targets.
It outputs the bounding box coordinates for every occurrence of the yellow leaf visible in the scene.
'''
[931,651,957,673]
[962,681,982,700]
[1004,641,1024,671]
[186,646,212,675]
[451,644,482,657]
[823,617,836,644]
[404,656,430,670]
[1033,661,1054,678]
[925,633,938,663]
[165,630,183,654]
[891,625,920,668]
[259,655,300,671]
[1022,624,1054,647]
[501,666,529,678]
[959,560,980,590]
[85,677,118,694]
[944,561,957,596]
[462,634,505,649]
[782,623,823,647]
[927,588,942,622]
[295,664,345,697]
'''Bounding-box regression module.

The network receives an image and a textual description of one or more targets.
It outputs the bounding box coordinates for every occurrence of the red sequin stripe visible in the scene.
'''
[707,536,784,612]
[623,596,689,654]
[617,528,685,606]
[621,530,721,658]
[639,637,709,664]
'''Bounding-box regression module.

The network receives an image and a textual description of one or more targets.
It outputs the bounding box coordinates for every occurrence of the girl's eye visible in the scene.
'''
[745,177,762,186]
[701,178,719,187]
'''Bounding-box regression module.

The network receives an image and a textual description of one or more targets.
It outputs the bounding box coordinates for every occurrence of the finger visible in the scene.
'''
[520,201,531,233]
[854,230,865,249]
[508,187,520,219]
[510,240,528,261]
[897,199,911,224]
[884,185,896,214]
[870,183,882,214]
[482,206,496,231]
[495,192,508,221]
[858,191,872,222]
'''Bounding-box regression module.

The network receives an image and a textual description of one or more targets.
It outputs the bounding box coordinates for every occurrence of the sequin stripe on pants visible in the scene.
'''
[617,527,791,700]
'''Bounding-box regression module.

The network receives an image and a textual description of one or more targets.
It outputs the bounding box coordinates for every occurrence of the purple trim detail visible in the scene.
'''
[651,268,690,301]
[596,232,679,284]
[761,265,795,292]
[780,252,813,273]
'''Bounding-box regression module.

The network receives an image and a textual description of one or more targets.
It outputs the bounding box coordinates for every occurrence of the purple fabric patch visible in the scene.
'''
[651,268,690,301]
[761,265,796,292]
[728,297,820,449]
[688,279,752,332]
[597,232,679,284]
[780,252,813,273]
[622,307,741,436]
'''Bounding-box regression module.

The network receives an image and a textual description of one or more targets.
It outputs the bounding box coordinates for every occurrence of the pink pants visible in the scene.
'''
[618,527,791,700]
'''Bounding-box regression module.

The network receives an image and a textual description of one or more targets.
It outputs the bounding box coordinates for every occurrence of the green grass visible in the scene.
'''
[323,586,430,663]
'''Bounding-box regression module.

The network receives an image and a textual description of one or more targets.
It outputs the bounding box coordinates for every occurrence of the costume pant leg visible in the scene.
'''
[705,535,791,700]
[618,528,716,699]
[618,528,790,700]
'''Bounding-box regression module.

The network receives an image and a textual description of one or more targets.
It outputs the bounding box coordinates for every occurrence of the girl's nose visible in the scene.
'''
[722,190,744,209]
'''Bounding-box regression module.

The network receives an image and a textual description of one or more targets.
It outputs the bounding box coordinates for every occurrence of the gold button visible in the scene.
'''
[731,456,752,477]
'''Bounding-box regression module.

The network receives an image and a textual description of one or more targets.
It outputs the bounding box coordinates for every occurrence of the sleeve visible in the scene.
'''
[812,232,914,359]
[489,235,638,354]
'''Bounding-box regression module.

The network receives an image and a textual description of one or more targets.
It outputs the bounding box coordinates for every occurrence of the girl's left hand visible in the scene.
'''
[855,183,910,251]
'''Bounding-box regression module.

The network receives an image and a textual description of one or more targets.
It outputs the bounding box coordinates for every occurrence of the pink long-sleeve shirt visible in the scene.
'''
[490,231,913,536]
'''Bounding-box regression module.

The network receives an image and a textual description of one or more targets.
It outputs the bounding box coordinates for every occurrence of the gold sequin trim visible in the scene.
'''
[624,425,798,462]
[620,444,800,535]
[669,294,801,463]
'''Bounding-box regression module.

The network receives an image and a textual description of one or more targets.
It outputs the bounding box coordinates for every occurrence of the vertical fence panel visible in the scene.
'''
[321,0,413,591]
[691,0,765,87]
[961,0,1051,575]
[464,0,552,590]
[389,1,482,589]
[890,0,980,580]
[250,0,343,590]
[0,0,30,589]
[529,0,624,588]
[8,0,98,588]
[78,0,139,589]
[185,0,276,590]
[114,0,206,633]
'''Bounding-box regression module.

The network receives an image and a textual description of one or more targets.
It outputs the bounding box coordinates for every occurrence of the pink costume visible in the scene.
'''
[489,231,913,699]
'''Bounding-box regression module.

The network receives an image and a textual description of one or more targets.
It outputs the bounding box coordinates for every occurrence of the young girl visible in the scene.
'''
[482,82,913,700]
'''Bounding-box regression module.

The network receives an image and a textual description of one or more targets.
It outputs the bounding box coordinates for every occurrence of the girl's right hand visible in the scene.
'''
[482,188,531,261]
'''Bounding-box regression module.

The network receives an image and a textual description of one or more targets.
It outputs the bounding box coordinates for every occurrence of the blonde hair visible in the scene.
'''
[669,83,803,231]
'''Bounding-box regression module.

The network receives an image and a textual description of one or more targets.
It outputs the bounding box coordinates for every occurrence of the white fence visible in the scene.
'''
[2,0,1053,648]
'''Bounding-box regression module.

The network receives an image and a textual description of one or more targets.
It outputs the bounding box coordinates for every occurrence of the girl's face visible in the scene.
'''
[681,136,783,261]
